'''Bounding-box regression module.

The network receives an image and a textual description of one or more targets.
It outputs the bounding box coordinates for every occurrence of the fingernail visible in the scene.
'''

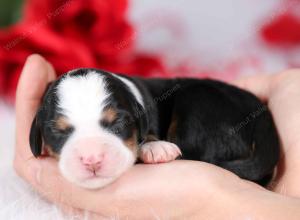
[46,61,56,81]
[26,54,42,63]
[21,54,44,78]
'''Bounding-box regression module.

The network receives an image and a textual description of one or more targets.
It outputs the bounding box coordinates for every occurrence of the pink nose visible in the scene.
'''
[80,155,104,173]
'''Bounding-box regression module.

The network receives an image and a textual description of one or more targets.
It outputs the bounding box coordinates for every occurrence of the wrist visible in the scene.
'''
[214,181,263,219]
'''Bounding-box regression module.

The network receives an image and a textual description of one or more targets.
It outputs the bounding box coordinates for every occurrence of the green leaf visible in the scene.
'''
[0,0,24,28]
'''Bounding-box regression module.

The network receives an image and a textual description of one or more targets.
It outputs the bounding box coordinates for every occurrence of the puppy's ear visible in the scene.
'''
[29,114,43,157]
[29,81,54,157]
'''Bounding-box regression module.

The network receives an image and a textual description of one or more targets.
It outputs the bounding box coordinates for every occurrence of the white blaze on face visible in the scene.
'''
[56,71,136,189]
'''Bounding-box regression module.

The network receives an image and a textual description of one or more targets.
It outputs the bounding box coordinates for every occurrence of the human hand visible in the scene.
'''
[233,70,300,197]
[14,54,263,219]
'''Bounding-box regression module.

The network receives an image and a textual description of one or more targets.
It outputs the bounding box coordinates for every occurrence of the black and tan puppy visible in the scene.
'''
[29,68,279,189]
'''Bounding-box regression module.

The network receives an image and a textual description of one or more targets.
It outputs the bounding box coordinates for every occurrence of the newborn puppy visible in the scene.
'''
[29,68,279,189]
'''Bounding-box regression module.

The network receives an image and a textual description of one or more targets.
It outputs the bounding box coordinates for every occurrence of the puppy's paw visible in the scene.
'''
[139,141,182,164]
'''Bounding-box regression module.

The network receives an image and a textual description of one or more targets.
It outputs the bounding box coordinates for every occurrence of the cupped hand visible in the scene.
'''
[16,54,300,219]
[232,70,300,196]
[14,54,263,219]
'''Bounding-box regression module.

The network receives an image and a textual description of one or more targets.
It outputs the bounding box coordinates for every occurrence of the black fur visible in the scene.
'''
[29,115,43,157]
[138,78,279,184]
[29,69,280,186]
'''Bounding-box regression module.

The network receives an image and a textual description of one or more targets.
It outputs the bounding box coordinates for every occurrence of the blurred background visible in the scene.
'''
[1,0,300,219]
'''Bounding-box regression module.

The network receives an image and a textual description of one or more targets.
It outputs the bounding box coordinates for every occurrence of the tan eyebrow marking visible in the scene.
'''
[56,116,71,131]
[124,131,138,157]
[102,107,118,123]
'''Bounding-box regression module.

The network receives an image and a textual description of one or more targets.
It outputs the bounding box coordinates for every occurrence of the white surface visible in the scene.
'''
[0,103,81,220]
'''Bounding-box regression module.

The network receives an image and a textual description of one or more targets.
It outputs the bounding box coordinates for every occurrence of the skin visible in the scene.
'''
[14,54,300,219]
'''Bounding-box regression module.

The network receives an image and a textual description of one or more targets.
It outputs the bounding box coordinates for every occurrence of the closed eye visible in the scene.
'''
[47,117,74,136]
[100,111,134,138]
[48,124,74,136]
[56,126,74,135]
[100,118,117,128]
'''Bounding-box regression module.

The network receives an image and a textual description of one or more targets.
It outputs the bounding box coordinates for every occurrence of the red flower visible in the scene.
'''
[260,12,300,47]
[0,0,165,101]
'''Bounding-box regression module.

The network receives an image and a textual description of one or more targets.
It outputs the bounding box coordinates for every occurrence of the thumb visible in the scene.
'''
[15,54,56,158]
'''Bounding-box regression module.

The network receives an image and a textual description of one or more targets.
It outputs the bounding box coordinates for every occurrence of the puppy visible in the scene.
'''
[29,68,279,189]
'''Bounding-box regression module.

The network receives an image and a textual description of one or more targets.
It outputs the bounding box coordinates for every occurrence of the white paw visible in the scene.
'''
[139,141,182,164]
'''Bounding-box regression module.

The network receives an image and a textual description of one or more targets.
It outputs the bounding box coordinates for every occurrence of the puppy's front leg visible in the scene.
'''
[139,135,182,164]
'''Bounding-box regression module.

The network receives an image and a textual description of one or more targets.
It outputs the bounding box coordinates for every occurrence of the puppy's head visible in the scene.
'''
[30,69,147,189]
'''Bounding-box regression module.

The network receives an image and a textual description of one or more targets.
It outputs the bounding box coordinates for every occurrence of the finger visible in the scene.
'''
[43,192,102,220]
[231,74,274,101]
[58,203,85,219]
[24,158,115,216]
[15,54,56,159]
[59,204,106,220]
[46,61,56,82]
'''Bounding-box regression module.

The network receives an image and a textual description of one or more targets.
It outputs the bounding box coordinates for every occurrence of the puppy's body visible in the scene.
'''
[137,78,279,185]
[30,69,279,188]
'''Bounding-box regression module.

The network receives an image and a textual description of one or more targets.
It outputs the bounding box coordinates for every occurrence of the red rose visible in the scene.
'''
[0,0,165,101]
[260,12,300,47]
[23,0,134,58]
